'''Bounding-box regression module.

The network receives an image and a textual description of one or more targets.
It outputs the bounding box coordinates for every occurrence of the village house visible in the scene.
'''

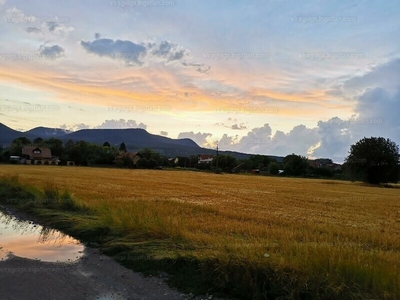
[114,151,141,167]
[21,146,59,165]
[198,154,215,164]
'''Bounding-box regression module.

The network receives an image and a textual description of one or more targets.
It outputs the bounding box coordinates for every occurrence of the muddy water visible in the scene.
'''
[0,209,85,262]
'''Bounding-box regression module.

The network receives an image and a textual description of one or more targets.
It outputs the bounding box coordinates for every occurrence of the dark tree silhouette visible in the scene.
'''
[119,142,127,152]
[344,137,400,184]
[283,154,309,176]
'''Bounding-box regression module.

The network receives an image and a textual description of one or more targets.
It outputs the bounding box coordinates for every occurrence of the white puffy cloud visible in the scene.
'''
[178,131,212,147]
[217,123,319,158]
[60,123,90,131]
[214,59,399,162]
[95,119,147,130]
[313,59,400,162]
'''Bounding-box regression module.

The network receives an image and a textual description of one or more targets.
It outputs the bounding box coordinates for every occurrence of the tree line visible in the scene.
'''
[0,136,399,184]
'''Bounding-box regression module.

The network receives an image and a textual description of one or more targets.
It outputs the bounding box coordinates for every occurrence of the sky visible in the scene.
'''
[0,0,399,162]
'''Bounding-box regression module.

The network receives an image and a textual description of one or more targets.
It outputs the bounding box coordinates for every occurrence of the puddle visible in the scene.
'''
[0,210,85,262]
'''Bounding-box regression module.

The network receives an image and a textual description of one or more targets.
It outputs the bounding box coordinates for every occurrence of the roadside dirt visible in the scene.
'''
[0,246,187,300]
[0,206,224,300]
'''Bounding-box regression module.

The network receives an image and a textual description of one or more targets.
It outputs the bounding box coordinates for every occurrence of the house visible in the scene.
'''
[168,157,179,164]
[198,154,215,164]
[308,158,342,171]
[130,152,141,165]
[114,151,141,167]
[309,158,332,168]
[21,146,58,165]
[326,163,342,171]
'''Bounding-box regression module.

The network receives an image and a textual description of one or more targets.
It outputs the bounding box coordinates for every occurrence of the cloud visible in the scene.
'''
[160,131,168,136]
[343,59,400,95]
[218,133,239,148]
[4,7,26,20]
[80,37,209,71]
[95,119,147,130]
[311,59,400,162]
[178,131,212,147]
[46,21,74,36]
[60,123,90,131]
[215,123,320,159]
[231,123,247,130]
[182,61,211,74]
[0,0,6,6]
[39,45,65,59]
[150,40,190,63]
[237,123,273,152]
[80,38,147,66]
[25,27,43,35]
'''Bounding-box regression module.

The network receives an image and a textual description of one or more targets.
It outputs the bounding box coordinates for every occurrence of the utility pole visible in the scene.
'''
[216,143,219,170]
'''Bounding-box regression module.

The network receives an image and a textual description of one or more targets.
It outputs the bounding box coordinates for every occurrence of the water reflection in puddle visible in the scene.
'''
[0,210,85,262]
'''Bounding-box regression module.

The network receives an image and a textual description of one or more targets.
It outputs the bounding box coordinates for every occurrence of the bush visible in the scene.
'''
[268,162,280,175]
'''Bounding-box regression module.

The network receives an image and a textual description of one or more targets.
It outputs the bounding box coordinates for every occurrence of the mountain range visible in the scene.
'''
[0,123,284,161]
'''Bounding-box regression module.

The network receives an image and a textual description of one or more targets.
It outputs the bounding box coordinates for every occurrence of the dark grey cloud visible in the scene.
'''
[343,59,400,94]
[214,121,247,130]
[39,45,65,59]
[231,123,247,130]
[45,21,73,36]
[81,37,209,71]
[182,61,211,73]
[313,59,400,161]
[46,21,58,32]
[151,41,189,63]
[26,27,43,34]
[81,38,147,66]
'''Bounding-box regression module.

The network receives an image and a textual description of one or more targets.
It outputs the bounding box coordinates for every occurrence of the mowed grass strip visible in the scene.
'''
[0,165,399,299]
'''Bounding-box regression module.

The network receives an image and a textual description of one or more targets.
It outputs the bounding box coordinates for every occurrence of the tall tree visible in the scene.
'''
[33,137,44,145]
[283,154,309,176]
[44,138,63,157]
[268,161,280,175]
[12,137,31,145]
[119,142,127,152]
[344,137,400,184]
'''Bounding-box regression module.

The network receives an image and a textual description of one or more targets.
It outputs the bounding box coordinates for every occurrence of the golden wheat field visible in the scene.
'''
[1,165,399,298]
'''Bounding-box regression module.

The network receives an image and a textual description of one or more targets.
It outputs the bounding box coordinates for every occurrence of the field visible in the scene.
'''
[0,165,399,299]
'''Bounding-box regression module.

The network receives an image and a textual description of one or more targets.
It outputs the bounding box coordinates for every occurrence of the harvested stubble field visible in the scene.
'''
[0,165,399,299]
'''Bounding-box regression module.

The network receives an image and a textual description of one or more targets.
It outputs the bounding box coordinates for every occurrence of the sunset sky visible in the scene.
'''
[0,0,399,162]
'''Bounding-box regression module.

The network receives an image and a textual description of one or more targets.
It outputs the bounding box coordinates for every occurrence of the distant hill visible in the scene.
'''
[0,123,284,161]
[25,126,71,138]
[0,123,35,146]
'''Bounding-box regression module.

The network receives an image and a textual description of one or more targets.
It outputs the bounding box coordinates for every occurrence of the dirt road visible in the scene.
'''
[0,246,187,300]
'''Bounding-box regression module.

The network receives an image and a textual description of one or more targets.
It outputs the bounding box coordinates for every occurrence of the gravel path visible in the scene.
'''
[0,206,227,300]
